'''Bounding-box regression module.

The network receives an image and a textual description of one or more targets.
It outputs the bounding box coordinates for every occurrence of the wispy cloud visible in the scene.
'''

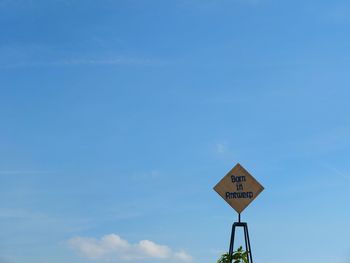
[214,141,235,156]
[323,164,350,181]
[131,169,161,181]
[68,234,193,262]
[215,143,228,154]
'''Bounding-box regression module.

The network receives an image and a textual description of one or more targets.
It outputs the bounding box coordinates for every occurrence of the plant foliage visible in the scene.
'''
[217,246,248,263]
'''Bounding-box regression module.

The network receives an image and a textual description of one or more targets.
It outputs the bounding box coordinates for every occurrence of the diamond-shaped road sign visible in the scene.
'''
[213,163,264,214]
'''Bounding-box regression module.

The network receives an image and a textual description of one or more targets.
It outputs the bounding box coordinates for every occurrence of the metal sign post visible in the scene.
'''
[213,163,264,263]
[228,213,253,263]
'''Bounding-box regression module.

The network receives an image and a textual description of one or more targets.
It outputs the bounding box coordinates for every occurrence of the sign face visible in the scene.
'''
[213,163,264,213]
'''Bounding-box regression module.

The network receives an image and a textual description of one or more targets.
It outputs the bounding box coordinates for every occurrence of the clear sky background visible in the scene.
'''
[1,0,350,263]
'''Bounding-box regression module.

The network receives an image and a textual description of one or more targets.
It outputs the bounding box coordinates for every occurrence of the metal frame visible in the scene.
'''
[228,214,253,263]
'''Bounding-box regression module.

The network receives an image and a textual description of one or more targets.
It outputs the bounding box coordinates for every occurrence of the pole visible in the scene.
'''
[228,214,253,263]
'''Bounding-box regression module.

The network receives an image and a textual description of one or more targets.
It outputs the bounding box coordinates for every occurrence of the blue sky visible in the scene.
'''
[1,0,350,263]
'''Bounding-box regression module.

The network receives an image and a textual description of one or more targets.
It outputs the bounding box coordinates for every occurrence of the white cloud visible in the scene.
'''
[215,143,228,154]
[174,251,193,262]
[138,240,171,259]
[68,234,193,262]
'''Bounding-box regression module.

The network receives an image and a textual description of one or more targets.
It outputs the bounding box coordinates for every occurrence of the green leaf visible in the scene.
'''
[216,246,249,263]
[232,254,240,260]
